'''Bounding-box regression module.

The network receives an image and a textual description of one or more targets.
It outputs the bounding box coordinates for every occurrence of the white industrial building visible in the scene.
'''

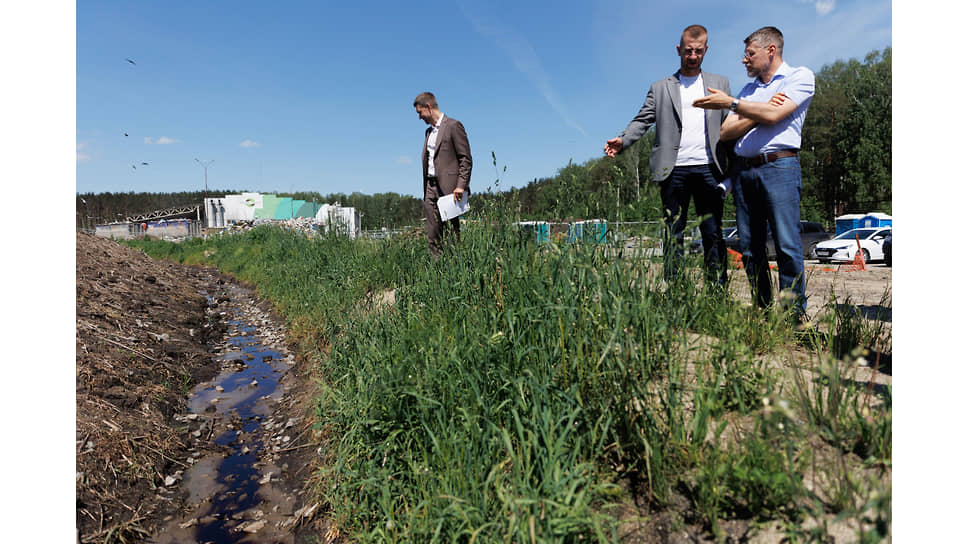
[203,192,360,238]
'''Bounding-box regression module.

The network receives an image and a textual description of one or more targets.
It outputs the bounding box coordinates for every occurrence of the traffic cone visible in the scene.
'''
[842,251,866,271]
[839,237,866,272]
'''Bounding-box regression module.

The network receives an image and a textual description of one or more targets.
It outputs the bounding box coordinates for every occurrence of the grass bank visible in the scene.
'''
[128,219,891,542]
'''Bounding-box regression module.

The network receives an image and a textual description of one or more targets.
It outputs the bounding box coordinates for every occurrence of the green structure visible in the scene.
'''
[254,195,282,219]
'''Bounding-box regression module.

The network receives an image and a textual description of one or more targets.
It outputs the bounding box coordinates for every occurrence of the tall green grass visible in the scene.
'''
[127,217,891,542]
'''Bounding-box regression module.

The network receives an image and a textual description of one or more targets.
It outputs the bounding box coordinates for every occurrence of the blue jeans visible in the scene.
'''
[736,156,806,317]
[660,164,727,286]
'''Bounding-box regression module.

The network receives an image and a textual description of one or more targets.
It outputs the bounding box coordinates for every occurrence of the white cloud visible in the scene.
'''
[144,136,180,145]
[76,142,89,162]
[240,139,261,148]
[801,0,836,15]
[396,156,413,165]
[815,0,835,15]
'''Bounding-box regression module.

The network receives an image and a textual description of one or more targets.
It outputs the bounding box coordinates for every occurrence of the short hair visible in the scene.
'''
[745,26,783,55]
[680,24,708,47]
[413,92,437,109]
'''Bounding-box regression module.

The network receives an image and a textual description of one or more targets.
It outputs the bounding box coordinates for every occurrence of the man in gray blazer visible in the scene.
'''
[605,24,732,286]
[414,92,472,257]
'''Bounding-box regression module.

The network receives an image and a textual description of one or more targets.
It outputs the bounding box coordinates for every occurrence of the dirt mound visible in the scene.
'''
[75,232,231,541]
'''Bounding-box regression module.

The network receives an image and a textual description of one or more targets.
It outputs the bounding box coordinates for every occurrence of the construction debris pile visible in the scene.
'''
[215,218,337,238]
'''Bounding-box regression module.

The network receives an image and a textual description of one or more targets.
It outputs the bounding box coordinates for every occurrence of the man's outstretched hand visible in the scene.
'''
[604,137,623,157]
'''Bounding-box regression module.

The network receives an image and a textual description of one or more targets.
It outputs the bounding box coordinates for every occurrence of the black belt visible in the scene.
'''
[742,149,798,168]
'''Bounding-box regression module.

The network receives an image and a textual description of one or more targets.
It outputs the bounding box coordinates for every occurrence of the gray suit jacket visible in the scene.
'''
[619,70,731,182]
[422,116,472,195]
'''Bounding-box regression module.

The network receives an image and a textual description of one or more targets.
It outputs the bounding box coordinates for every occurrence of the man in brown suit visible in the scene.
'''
[414,92,472,257]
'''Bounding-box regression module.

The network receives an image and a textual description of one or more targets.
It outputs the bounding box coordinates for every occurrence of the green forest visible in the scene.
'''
[77,48,890,232]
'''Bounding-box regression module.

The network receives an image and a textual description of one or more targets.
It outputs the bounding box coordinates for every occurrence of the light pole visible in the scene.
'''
[195,158,214,228]
[194,158,214,198]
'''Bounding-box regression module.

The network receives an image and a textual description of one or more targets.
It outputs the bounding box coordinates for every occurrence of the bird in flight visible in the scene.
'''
[141,162,149,166]
[126,58,136,65]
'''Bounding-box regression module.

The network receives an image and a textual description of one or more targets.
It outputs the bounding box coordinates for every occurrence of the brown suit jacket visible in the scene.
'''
[422,115,472,195]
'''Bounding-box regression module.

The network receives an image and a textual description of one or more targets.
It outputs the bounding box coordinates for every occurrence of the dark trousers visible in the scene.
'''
[424,179,460,258]
[660,164,727,286]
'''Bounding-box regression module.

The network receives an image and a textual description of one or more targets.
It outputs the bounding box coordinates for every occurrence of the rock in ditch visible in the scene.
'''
[238,519,266,533]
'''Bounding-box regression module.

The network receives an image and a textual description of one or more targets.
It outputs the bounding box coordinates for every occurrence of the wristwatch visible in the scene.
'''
[729,98,739,112]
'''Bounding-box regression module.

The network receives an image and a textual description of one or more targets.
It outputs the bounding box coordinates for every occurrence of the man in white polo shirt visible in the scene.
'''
[694,26,814,323]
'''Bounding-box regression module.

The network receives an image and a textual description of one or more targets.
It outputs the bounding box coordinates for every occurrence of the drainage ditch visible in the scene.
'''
[153,283,319,544]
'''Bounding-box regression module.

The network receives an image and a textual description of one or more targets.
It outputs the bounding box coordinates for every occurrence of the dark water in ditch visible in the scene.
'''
[180,300,292,543]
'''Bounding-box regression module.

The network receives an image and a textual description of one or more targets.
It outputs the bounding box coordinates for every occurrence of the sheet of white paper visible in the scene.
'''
[438,192,470,221]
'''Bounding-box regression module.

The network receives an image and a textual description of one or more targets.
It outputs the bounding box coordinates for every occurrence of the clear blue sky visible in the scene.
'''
[73,0,891,198]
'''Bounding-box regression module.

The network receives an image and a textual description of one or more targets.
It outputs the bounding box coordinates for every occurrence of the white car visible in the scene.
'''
[812,227,892,263]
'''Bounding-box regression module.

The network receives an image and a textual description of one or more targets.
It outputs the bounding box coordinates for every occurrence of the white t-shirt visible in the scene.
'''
[676,74,711,166]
